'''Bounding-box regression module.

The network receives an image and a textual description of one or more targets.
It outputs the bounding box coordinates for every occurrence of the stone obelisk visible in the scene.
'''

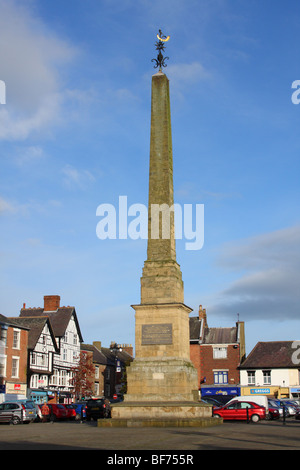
[105,32,216,426]
[120,32,198,403]
[123,67,199,403]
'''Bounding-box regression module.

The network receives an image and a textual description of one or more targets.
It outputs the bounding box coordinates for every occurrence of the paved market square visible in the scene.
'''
[0,420,299,451]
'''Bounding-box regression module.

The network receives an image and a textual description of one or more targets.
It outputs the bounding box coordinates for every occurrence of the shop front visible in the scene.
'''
[290,387,300,399]
[57,391,73,404]
[28,389,49,404]
[5,382,27,397]
[201,385,240,402]
[240,386,290,399]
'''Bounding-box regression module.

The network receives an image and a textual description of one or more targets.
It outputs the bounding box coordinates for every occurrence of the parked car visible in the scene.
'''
[203,395,233,406]
[47,403,69,421]
[268,406,280,420]
[268,399,288,418]
[86,398,111,421]
[63,402,87,421]
[295,409,300,420]
[63,404,76,420]
[226,395,269,414]
[34,403,42,422]
[213,400,266,422]
[201,397,224,408]
[279,399,299,416]
[0,401,37,424]
[280,399,300,410]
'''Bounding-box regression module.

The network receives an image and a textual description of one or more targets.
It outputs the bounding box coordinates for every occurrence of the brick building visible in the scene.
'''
[0,313,29,399]
[81,341,133,398]
[80,342,110,398]
[190,305,245,401]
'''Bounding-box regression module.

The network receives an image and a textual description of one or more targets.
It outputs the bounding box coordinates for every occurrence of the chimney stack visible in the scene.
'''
[93,341,102,350]
[198,305,208,328]
[122,344,134,357]
[44,295,60,312]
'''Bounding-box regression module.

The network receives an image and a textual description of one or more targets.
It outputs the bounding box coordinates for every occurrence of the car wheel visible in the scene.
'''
[10,415,21,425]
[251,414,260,423]
[214,414,221,418]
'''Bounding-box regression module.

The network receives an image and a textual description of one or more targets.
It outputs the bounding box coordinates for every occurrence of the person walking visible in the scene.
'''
[41,402,50,422]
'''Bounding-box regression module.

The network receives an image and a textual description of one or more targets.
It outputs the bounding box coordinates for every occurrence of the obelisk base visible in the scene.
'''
[123,357,198,402]
[97,401,222,428]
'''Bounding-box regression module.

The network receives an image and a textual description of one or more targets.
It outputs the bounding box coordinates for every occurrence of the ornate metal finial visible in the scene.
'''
[151,29,170,70]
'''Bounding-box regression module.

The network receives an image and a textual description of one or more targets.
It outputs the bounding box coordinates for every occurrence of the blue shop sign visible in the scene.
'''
[250,388,270,394]
[201,387,240,396]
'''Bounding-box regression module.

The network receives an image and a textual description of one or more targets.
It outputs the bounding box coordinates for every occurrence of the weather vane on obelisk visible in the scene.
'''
[151,29,170,70]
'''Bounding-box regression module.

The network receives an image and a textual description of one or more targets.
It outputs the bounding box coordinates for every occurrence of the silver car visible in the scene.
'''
[280,399,300,416]
[0,401,37,424]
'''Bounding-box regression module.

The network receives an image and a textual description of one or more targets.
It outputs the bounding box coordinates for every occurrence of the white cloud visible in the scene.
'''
[13,145,45,166]
[0,0,77,140]
[0,196,15,214]
[0,195,62,217]
[61,164,96,189]
[167,61,211,85]
[209,226,300,321]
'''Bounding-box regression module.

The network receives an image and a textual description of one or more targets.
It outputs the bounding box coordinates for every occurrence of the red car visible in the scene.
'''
[213,400,266,422]
[47,404,69,421]
[268,406,280,420]
[63,404,77,420]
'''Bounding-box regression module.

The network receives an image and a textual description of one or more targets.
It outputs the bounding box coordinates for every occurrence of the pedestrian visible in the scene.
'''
[41,402,50,422]
[103,399,111,418]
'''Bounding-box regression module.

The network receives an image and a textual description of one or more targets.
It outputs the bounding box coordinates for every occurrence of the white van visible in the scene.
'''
[226,395,269,413]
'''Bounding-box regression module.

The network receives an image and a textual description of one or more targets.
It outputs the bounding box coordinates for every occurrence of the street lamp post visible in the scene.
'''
[110,343,123,397]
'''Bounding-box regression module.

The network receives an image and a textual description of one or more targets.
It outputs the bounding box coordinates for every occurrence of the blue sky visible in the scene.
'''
[0,0,299,355]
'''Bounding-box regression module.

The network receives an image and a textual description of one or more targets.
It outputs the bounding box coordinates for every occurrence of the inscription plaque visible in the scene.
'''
[142,323,172,345]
